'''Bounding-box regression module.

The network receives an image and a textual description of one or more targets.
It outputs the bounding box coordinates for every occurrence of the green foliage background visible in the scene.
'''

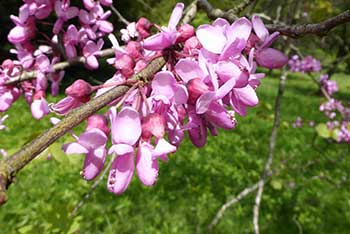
[0,0,350,233]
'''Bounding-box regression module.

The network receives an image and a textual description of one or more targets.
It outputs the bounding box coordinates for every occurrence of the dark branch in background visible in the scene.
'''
[267,10,350,38]
[4,48,116,85]
[197,0,350,38]
[0,56,167,206]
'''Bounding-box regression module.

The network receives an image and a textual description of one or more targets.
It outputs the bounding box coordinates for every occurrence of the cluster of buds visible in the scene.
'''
[288,53,349,143]
[288,55,322,73]
[0,0,114,118]
[320,74,338,96]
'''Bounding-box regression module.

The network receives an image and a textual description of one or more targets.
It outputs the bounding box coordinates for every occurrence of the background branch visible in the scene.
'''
[4,48,116,85]
[197,1,350,38]
[0,56,167,206]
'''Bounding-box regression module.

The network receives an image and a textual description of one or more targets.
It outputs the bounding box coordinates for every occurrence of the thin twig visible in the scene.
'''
[4,48,115,85]
[181,0,198,24]
[110,5,130,25]
[208,182,260,230]
[253,70,287,234]
[70,154,116,217]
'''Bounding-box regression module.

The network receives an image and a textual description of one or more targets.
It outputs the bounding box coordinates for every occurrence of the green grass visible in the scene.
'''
[0,73,350,234]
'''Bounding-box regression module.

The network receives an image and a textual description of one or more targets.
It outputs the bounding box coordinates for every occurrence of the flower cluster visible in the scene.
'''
[0,0,114,118]
[288,55,322,73]
[1,2,288,195]
[288,53,349,143]
[58,3,287,195]
[320,74,338,96]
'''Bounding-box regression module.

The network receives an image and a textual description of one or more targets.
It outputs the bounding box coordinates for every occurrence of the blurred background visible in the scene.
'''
[0,0,349,233]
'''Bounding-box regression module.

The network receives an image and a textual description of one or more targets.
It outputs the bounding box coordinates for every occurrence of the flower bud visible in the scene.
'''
[114,54,135,78]
[176,24,194,43]
[136,17,152,39]
[187,78,209,105]
[65,79,92,99]
[183,36,201,54]
[126,41,142,60]
[86,114,110,135]
[141,113,165,139]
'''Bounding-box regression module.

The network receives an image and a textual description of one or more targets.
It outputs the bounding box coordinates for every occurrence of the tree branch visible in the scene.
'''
[253,70,287,234]
[110,5,130,25]
[0,56,167,206]
[197,0,350,38]
[266,10,350,38]
[181,0,198,24]
[4,48,116,85]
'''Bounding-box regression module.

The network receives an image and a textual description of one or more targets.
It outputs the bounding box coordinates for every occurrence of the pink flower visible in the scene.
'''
[63,115,108,180]
[196,17,251,56]
[53,0,79,34]
[83,39,104,69]
[107,107,141,195]
[31,90,49,119]
[251,15,288,69]
[143,3,184,51]
[8,5,36,44]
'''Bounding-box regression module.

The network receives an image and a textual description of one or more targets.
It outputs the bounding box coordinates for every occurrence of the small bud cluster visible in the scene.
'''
[289,54,349,143]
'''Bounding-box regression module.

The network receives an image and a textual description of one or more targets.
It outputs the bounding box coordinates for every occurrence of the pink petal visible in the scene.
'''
[168,3,184,30]
[151,71,177,98]
[108,143,134,155]
[66,7,79,19]
[79,128,107,149]
[205,102,234,130]
[136,142,159,186]
[97,20,114,33]
[256,48,288,69]
[8,26,27,44]
[174,84,188,105]
[142,32,173,51]
[111,107,141,145]
[252,15,269,41]
[226,17,252,44]
[62,142,89,154]
[153,138,177,157]
[234,85,259,106]
[82,147,106,180]
[175,59,203,83]
[107,152,135,195]
[86,55,99,69]
[196,24,227,54]
[31,99,49,119]
[196,91,216,114]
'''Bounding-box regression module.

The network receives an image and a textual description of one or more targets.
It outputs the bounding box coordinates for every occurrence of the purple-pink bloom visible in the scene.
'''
[143,3,184,51]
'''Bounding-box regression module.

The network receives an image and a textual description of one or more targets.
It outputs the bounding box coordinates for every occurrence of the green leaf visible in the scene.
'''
[270,179,283,190]
[315,123,331,138]
[49,143,69,164]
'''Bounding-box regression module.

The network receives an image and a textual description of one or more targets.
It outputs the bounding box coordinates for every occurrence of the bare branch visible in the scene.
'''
[197,1,350,38]
[0,56,167,206]
[197,0,237,22]
[253,70,287,234]
[4,48,115,85]
[266,10,350,38]
[208,182,260,231]
[181,0,198,24]
[110,5,130,25]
